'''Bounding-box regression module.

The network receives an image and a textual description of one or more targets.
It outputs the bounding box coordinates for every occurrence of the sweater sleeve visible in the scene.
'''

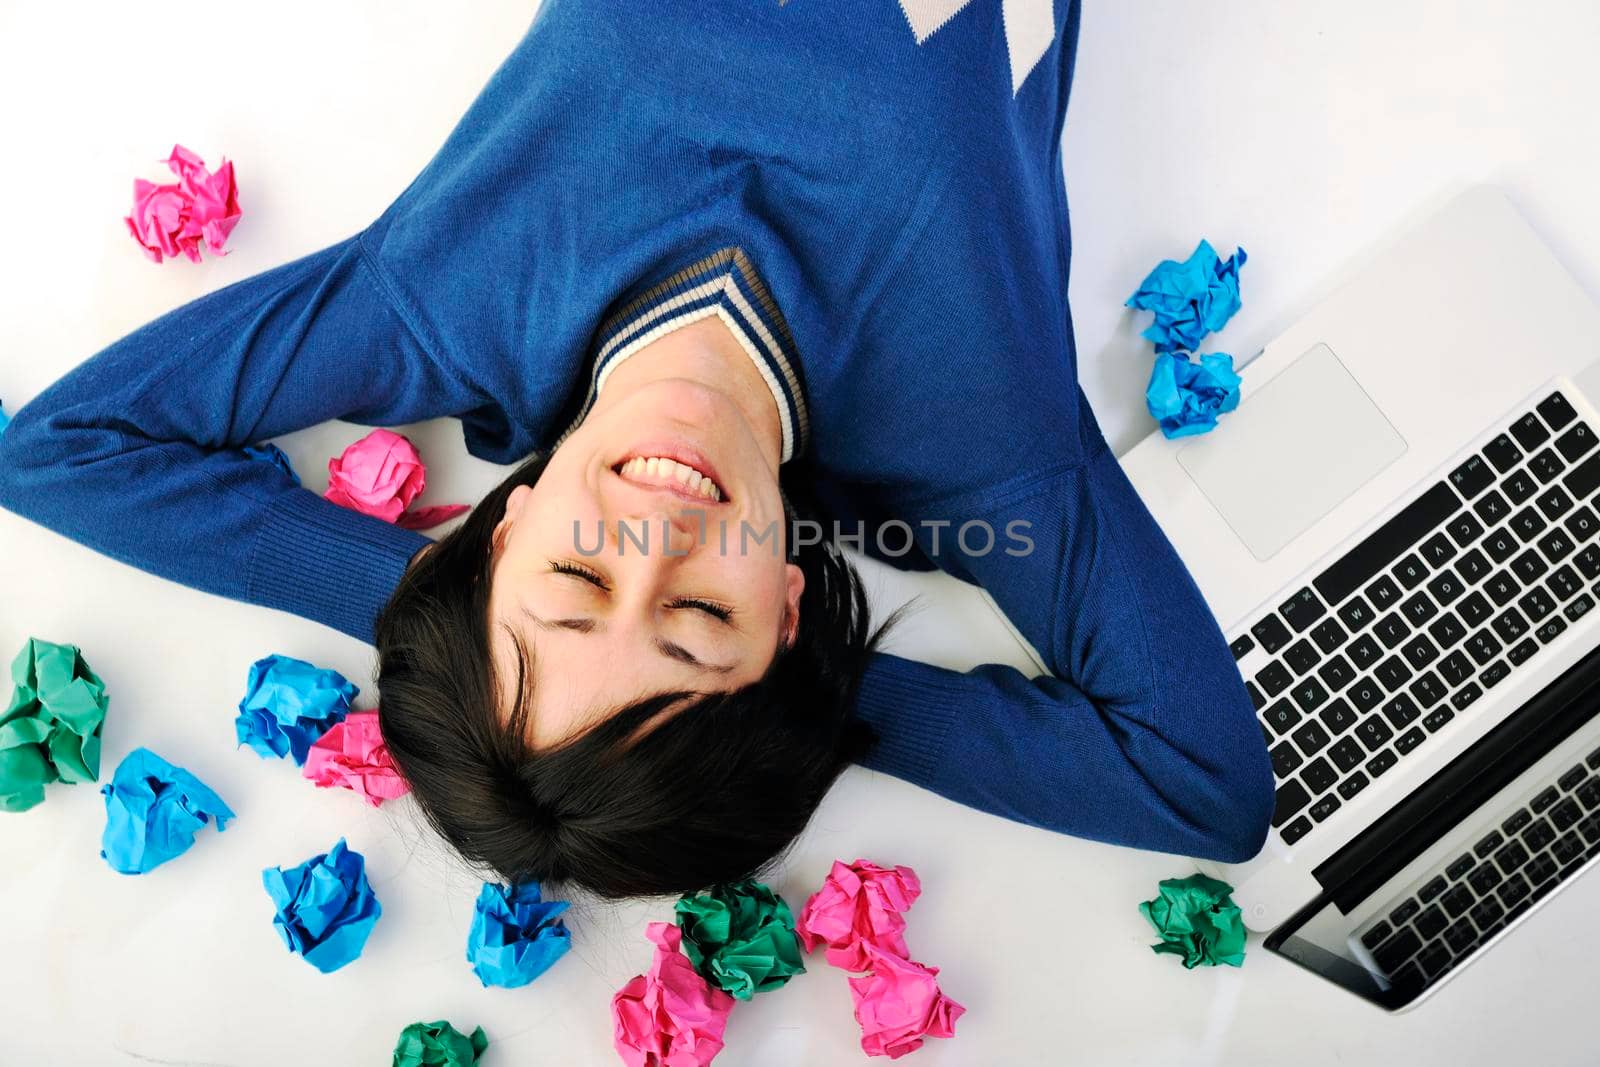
[0,229,486,644]
[852,395,1276,863]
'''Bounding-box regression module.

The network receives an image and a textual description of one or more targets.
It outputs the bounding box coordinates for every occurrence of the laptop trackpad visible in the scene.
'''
[1178,343,1406,561]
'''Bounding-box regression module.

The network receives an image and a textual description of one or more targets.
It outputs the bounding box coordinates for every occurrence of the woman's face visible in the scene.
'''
[487,372,804,749]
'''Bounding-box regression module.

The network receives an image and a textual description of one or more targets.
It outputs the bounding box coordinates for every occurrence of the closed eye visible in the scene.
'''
[549,559,608,589]
[670,597,733,623]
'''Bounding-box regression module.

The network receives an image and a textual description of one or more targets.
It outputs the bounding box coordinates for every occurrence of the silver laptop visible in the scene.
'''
[1121,185,1600,1011]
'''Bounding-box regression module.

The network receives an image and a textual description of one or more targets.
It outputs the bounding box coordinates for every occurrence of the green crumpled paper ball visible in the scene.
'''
[1138,872,1246,969]
[0,637,109,812]
[674,878,806,1000]
[391,1020,488,1066]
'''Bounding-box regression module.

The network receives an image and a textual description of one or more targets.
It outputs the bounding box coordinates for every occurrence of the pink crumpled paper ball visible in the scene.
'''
[797,859,922,972]
[123,145,241,264]
[847,942,965,1060]
[301,711,410,807]
[612,922,735,1067]
[324,429,468,531]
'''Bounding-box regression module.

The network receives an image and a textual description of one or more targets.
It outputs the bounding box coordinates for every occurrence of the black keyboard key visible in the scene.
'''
[1320,697,1357,734]
[1395,727,1426,755]
[1229,634,1255,660]
[1522,817,1556,852]
[1337,596,1375,632]
[1556,421,1597,463]
[1373,928,1423,974]
[1256,661,1293,696]
[1401,591,1439,626]
[1492,607,1529,643]
[1292,719,1331,756]
[1308,793,1341,822]
[1418,875,1449,903]
[1451,682,1483,711]
[1263,698,1302,734]
[1504,467,1540,505]
[1414,904,1449,939]
[1497,873,1531,908]
[1410,670,1447,709]
[1383,694,1421,729]
[1367,576,1403,611]
[1284,638,1321,675]
[1564,593,1594,623]
[1367,749,1399,778]
[1419,532,1457,568]
[1302,757,1338,794]
[1348,633,1384,670]
[1504,809,1533,835]
[1466,630,1503,665]
[1505,637,1538,667]
[1475,830,1505,858]
[1315,483,1460,606]
[1401,634,1439,670]
[1393,554,1429,590]
[1531,787,1561,814]
[1538,485,1576,522]
[1441,883,1475,919]
[1349,676,1384,712]
[1526,852,1559,886]
[1360,920,1394,951]
[1483,529,1519,564]
[1318,655,1356,692]
[1251,615,1292,655]
[1539,527,1576,563]
[1551,797,1584,832]
[1390,898,1421,926]
[1443,918,1478,955]
[1439,651,1474,686]
[1535,615,1568,644]
[1470,896,1505,930]
[1582,546,1600,583]
[1494,839,1530,874]
[1374,613,1411,648]
[1291,676,1330,713]
[1337,772,1370,801]
[1280,815,1313,845]
[1577,776,1600,809]
[1564,449,1600,499]
[1511,548,1549,584]
[1376,655,1413,690]
[1309,618,1348,655]
[1448,511,1486,548]
[1578,812,1600,844]
[1513,410,1553,450]
[1271,741,1303,778]
[1519,586,1558,622]
[1329,736,1366,772]
[1447,852,1478,879]
[1428,612,1467,649]
[1552,830,1585,864]
[1483,433,1523,472]
[1485,570,1521,606]
[1280,587,1327,633]
[1247,681,1266,711]
[1567,507,1600,543]
[1449,456,1495,500]
[1480,660,1511,689]
[1456,548,1491,583]
[1468,862,1503,895]
[1475,490,1511,527]
[1512,506,1548,543]
[1538,391,1578,431]
[1557,764,1587,791]
[1531,447,1567,484]
[1588,744,1600,770]
[1273,779,1312,825]
[1422,706,1454,733]
[1426,569,1466,607]
[1357,715,1395,751]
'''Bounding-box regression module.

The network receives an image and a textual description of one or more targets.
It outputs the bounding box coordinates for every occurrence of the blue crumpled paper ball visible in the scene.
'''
[234,654,358,765]
[243,442,301,487]
[466,881,572,988]
[262,836,382,973]
[1126,240,1248,354]
[100,747,234,875]
[1146,352,1242,439]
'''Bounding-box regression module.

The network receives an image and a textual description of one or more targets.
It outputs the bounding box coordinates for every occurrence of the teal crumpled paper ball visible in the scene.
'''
[1138,872,1247,968]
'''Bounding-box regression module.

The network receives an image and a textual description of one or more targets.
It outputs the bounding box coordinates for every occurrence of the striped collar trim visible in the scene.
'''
[555,247,809,463]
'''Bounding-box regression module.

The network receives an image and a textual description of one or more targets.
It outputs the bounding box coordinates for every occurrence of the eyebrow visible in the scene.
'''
[519,607,736,674]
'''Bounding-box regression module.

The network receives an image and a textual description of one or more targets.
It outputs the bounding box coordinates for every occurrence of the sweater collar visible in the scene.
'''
[555,247,809,463]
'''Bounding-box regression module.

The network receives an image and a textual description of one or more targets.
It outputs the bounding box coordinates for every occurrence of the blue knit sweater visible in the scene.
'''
[0,0,1274,862]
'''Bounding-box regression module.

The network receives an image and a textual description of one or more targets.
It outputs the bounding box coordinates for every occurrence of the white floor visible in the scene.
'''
[4,1,1600,1064]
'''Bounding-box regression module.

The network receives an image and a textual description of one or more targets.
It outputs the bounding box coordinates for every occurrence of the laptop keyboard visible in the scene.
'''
[1354,741,1600,995]
[1230,389,1600,847]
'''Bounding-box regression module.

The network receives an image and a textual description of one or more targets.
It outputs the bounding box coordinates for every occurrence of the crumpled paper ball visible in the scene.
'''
[0,637,109,812]
[797,859,922,972]
[847,942,965,1060]
[675,879,806,1000]
[1145,351,1241,439]
[612,922,735,1067]
[324,429,468,531]
[244,442,301,487]
[466,881,572,988]
[391,1020,488,1067]
[1138,872,1247,969]
[302,710,409,807]
[1125,239,1248,354]
[100,747,234,874]
[235,654,358,765]
[262,836,383,973]
[123,144,241,264]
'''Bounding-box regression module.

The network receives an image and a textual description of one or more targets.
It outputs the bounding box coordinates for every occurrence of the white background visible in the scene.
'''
[3,1,1600,1064]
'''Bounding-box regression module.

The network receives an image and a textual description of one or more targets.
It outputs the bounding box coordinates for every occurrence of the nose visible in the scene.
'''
[612,508,702,556]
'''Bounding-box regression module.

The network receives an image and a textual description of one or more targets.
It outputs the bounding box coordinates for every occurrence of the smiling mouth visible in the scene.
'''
[613,455,726,502]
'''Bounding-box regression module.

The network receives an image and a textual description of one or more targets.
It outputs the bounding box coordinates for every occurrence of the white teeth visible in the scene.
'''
[618,455,725,501]
[646,457,660,476]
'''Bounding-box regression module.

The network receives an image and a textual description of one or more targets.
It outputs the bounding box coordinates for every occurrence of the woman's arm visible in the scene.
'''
[851,394,1275,863]
[0,230,485,644]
